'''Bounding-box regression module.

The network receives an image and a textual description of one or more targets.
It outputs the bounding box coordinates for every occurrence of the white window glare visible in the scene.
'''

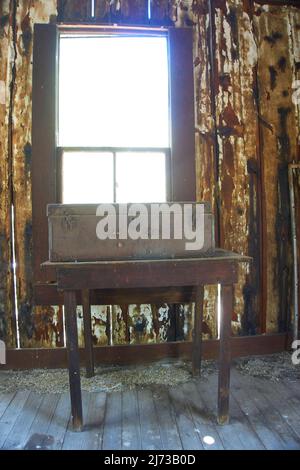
[59,36,170,148]
[62,151,167,204]
[62,152,114,203]
[116,152,166,203]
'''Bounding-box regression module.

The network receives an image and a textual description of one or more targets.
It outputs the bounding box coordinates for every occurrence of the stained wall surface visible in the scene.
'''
[0,0,299,350]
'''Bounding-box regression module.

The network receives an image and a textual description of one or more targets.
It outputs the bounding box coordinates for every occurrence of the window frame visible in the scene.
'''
[32,23,196,298]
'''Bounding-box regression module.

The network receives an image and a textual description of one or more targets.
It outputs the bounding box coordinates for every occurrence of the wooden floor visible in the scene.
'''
[0,367,300,450]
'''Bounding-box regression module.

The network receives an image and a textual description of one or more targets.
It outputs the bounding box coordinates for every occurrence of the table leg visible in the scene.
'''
[192,285,204,376]
[217,284,233,425]
[82,289,95,378]
[64,290,83,431]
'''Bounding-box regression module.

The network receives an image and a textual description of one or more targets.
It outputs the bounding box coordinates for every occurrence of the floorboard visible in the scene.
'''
[24,393,60,450]
[2,392,43,450]
[182,381,224,450]
[102,391,122,450]
[231,370,286,450]
[0,393,16,420]
[46,392,71,450]
[265,381,300,439]
[196,375,244,450]
[202,373,265,450]
[138,388,163,450]
[168,385,203,450]
[152,385,183,450]
[0,391,31,448]
[234,372,300,450]
[122,388,142,450]
[0,367,299,450]
[62,392,91,450]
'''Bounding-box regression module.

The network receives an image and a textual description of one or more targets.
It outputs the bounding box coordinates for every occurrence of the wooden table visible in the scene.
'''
[42,249,249,431]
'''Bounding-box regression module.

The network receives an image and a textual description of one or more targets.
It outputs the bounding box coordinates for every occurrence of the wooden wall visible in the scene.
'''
[0,0,299,353]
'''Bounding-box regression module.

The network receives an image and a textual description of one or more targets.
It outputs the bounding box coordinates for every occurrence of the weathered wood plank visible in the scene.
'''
[287,8,300,338]
[229,393,265,450]
[87,392,107,450]
[0,390,30,448]
[0,392,15,420]
[254,4,299,333]
[240,374,300,449]
[102,392,122,450]
[23,393,60,450]
[20,305,64,348]
[112,304,128,345]
[152,385,183,450]
[12,0,60,348]
[121,388,142,450]
[253,378,300,441]
[281,379,300,417]
[231,369,285,449]
[57,0,91,22]
[181,381,224,450]
[62,391,106,450]
[206,372,265,449]
[62,391,90,449]
[0,0,14,348]
[128,304,156,345]
[1,392,43,449]
[94,0,148,24]
[46,392,71,450]
[193,1,219,340]
[214,0,260,335]
[137,388,163,450]
[168,385,203,450]
[150,0,175,25]
[196,376,245,450]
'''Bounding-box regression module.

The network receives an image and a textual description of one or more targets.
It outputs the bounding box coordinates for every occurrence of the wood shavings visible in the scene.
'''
[0,360,217,394]
[235,352,300,382]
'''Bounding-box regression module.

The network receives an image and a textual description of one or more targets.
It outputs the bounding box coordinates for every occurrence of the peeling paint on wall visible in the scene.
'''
[94,0,149,23]
[193,2,219,339]
[1,0,300,353]
[112,304,128,344]
[57,0,91,22]
[128,304,156,344]
[22,305,64,348]
[254,3,300,332]
[214,1,253,334]
[0,0,14,347]
[11,0,58,347]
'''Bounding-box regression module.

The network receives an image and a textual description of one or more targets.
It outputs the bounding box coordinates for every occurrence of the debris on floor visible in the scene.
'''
[235,352,300,382]
[0,359,216,394]
[1,353,298,394]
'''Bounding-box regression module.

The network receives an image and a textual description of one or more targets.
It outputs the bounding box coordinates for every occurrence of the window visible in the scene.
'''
[58,33,170,203]
[59,36,169,148]
[32,24,195,292]
[60,151,167,203]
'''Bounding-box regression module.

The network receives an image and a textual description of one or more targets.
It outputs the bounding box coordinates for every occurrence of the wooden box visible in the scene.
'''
[47,203,215,262]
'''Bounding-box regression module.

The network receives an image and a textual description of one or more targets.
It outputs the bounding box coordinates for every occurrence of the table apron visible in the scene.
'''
[57,260,238,290]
